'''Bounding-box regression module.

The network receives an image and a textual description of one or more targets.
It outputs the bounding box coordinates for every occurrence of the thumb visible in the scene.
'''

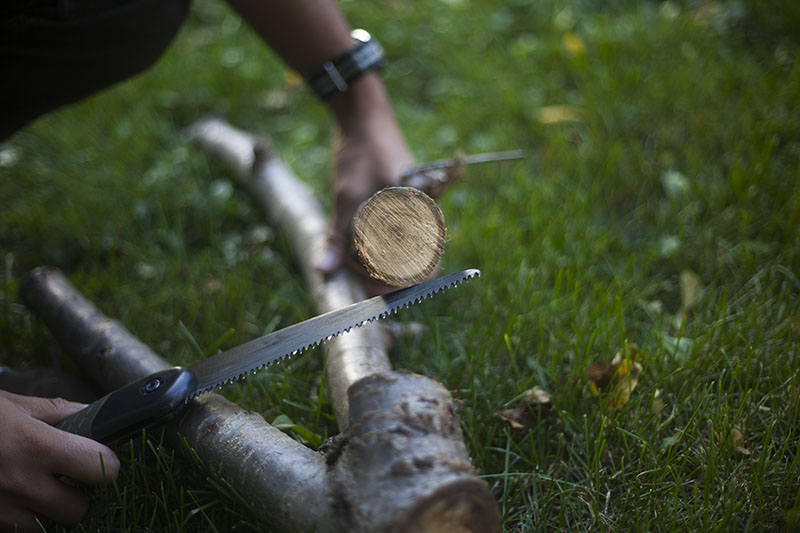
[0,390,87,425]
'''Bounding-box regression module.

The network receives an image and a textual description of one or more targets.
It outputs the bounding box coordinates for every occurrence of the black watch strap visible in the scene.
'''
[307,29,385,101]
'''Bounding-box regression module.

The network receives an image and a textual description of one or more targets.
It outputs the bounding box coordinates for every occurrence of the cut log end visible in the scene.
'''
[393,480,501,533]
[353,187,446,287]
[332,372,501,532]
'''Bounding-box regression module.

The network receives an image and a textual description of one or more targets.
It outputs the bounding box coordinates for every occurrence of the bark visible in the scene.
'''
[188,117,500,532]
[185,118,390,430]
[353,187,446,287]
[20,266,331,532]
[329,372,501,532]
[21,118,500,532]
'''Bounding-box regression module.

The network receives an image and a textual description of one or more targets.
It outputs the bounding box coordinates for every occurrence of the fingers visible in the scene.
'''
[0,390,87,425]
[315,183,369,274]
[9,475,89,527]
[47,432,120,485]
[0,393,120,529]
[0,465,89,529]
[318,111,414,283]
[0,499,42,533]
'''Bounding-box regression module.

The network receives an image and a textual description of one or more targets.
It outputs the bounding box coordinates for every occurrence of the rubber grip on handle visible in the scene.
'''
[55,367,197,444]
[56,395,111,438]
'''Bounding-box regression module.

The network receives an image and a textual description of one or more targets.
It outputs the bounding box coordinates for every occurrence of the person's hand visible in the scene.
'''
[0,390,120,532]
[316,74,415,293]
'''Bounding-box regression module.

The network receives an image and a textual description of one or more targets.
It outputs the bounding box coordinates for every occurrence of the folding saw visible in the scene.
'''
[55,269,480,444]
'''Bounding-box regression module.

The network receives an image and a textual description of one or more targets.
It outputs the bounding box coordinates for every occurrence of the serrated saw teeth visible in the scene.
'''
[186,269,480,397]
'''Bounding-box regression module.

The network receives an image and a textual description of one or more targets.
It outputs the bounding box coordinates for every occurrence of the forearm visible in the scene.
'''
[226,0,414,281]
[225,0,392,127]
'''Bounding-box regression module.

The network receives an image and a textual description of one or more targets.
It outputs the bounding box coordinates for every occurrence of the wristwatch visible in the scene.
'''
[307,29,385,101]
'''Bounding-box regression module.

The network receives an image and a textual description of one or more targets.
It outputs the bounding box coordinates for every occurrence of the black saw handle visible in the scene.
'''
[56,367,197,444]
[19,267,197,445]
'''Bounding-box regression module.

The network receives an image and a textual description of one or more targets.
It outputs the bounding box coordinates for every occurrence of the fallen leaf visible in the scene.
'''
[495,385,553,430]
[562,32,586,55]
[680,269,704,312]
[730,428,750,455]
[522,386,552,409]
[494,408,536,431]
[718,427,751,455]
[586,346,644,410]
[605,357,643,410]
[536,105,582,125]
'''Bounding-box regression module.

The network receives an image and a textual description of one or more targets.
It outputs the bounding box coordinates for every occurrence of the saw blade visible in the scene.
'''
[187,269,480,398]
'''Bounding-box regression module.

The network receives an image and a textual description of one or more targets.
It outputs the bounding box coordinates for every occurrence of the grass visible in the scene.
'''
[1,0,799,530]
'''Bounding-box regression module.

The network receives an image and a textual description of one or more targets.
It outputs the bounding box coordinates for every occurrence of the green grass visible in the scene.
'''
[1,0,799,530]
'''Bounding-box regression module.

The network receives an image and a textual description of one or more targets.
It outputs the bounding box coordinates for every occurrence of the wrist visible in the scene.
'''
[306,29,384,101]
[328,72,395,134]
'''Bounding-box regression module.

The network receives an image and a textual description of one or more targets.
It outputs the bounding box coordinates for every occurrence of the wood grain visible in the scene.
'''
[353,187,446,287]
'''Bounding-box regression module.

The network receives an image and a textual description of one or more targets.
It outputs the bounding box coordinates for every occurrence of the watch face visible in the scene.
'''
[350,28,372,43]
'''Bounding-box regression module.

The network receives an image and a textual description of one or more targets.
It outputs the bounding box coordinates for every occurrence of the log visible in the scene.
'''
[188,117,500,531]
[350,150,524,287]
[19,266,332,532]
[185,119,389,430]
[22,117,500,531]
[329,372,501,532]
[353,186,446,287]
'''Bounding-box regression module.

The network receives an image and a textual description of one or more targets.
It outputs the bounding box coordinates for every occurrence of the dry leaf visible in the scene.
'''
[586,346,644,410]
[562,32,586,55]
[605,357,643,410]
[495,386,553,430]
[494,408,536,431]
[730,428,750,455]
[536,105,582,125]
[522,386,552,408]
[719,427,751,455]
[586,358,617,392]
[680,269,703,312]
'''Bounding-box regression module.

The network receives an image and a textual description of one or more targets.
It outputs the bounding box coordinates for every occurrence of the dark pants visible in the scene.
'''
[0,0,192,140]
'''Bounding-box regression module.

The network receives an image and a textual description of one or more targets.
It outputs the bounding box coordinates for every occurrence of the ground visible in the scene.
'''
[1,0,798,530]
